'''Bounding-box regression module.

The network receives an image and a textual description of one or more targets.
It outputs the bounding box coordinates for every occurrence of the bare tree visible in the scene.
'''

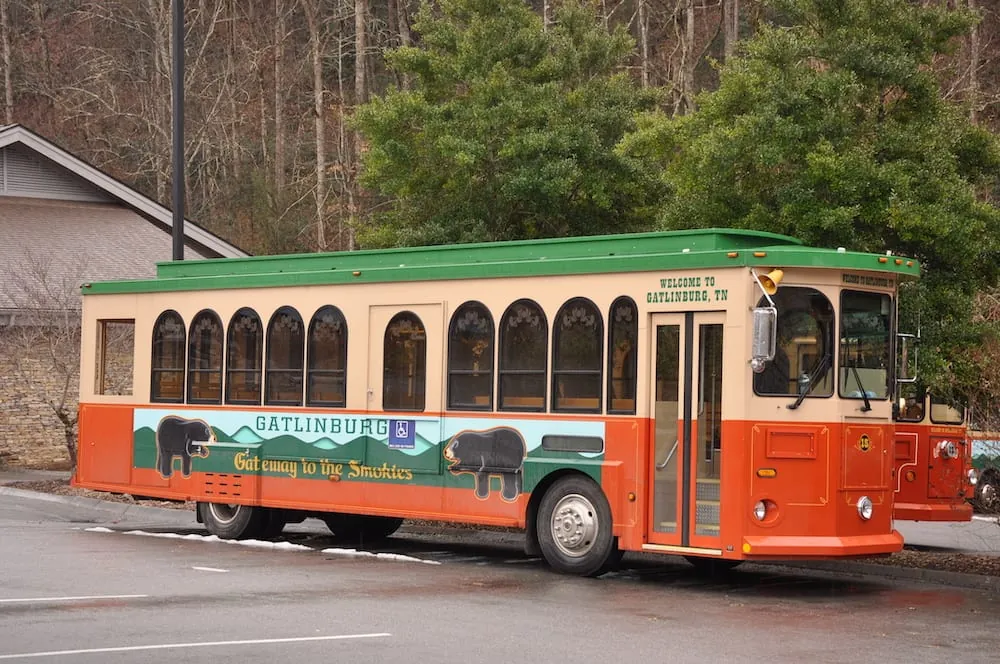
[0,251,87,468]
[1,0,12,124]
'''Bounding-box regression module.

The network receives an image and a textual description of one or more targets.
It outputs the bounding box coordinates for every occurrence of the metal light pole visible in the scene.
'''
[171,0,184,261]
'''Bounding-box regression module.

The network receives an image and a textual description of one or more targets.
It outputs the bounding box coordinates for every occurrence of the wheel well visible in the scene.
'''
[524,469,601,557]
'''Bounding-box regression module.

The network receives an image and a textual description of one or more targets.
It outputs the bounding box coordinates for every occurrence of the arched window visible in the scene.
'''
[498,299,547,411]
[226,308,263,404]
[552,298,603,413]
[265,307,304,406]
[307,306,348,407]
[151,310,185,403]
[383,312,426,411]
[447,301,494,410]
[187,310,223,404]
[607,296,638,414]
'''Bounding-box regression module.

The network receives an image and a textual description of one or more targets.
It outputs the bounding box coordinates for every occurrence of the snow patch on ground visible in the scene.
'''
[84,527,441,564]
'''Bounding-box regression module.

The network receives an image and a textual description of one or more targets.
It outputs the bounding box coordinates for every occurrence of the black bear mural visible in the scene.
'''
[155,416,215,478]
[443,427,527,502]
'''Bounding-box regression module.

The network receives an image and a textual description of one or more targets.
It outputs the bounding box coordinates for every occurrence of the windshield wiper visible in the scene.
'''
[849,364,872,412]
[787,353,832,410]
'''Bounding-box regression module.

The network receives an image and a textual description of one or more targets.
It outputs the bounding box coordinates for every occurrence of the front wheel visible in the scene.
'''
[537,475,617,577]
[198,502,267,539]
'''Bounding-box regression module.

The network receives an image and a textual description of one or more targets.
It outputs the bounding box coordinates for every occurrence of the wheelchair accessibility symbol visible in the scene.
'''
[389,419,416,449]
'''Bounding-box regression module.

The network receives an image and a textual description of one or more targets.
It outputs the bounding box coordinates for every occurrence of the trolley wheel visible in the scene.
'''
[321,513,404,544]
[537,475,617,577]
[975,470,1000,513]
[684,556,742,576]
[198,502,267,539]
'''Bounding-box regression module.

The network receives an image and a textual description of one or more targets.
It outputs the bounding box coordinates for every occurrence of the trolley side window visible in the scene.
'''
[498,299,547,412]
[930,393,964,425]
[151,310,185,403]
[188,310,223,404]
[383,312,427,411]
[95,319,134,396]
[307,305,348,407]
[265,306,305,406]
[552,297,603,413]
[447,301,494,411]
[754,288,835,397]
[607,296,638,414]
[839,290,891,400]
[226,308,263,405]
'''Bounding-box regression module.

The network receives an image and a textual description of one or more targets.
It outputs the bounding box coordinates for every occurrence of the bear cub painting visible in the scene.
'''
[155,416,215,478]
[444,427,527,501]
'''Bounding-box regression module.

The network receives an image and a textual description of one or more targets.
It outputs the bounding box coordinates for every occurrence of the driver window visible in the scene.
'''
[754,288,835,397]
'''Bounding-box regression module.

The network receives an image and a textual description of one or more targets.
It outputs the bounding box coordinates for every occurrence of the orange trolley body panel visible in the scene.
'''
[892,420,973,522]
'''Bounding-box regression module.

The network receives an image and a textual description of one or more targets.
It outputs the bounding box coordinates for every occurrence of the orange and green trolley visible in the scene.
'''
[75,228,918,575]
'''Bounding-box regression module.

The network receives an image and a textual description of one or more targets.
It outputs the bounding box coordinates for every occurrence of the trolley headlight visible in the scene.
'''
[968,468,979,486]
[939,441,958,459]
[753,500,767,521]
[857,496,873,521]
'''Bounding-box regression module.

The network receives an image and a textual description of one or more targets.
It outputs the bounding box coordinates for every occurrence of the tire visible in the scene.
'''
[684,556,742,576]
[975,471,1000,513]
[537,475,617,577]
[321,513,404,544]
[198,502,268,539]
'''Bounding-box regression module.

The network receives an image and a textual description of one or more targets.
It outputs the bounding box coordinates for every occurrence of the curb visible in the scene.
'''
[0,486,197,523]
[757,559,999,592]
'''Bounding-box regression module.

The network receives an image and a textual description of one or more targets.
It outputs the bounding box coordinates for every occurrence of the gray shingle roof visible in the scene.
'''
[0,197,215,310]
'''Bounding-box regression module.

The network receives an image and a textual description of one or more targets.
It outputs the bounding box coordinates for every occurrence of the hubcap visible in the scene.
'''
[550,493,598,558]
[207,503,242,525]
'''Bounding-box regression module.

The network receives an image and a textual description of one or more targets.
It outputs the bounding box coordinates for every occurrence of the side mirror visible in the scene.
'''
[897,332,917,383]
[750,306,777,373]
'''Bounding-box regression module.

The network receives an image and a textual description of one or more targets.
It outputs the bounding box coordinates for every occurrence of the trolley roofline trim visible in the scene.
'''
[81,229,920,296]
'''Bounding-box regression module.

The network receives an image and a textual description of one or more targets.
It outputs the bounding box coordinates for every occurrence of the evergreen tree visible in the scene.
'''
[622,0,1000,396]
[355,0,663,247]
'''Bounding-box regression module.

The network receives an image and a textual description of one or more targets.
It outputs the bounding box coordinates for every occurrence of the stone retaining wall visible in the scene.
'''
[0,331,77,469]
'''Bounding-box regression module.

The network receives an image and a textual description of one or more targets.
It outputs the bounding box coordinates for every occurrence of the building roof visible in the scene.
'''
[0,124,247,259]
[82,228,921,296]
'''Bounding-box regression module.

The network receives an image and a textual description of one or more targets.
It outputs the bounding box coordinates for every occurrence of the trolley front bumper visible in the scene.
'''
[740,530,904,559]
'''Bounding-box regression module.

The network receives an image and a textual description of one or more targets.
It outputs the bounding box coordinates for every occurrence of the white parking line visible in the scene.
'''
[972,515,998,522]
[191,566,229,573]
[0,633,392,660]
[0,595,148,604]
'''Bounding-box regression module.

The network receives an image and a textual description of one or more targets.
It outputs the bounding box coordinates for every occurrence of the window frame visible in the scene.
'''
[225,307,263,405]
[447,300,495,412]
[498,299,548,413]
[306,305,348,408]
[264,306,305,407]
[606,296,638,415]
[187,309,224,404]
[382,311,427,412]
[551,297,603,414]
[150,310,186,404]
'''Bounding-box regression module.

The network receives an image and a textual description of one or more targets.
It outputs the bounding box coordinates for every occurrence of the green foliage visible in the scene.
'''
[622,0,1000,397]
[355,0,664,247]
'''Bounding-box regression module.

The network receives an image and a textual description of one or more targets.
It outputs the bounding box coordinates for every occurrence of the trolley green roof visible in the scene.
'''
[81,228,920,295]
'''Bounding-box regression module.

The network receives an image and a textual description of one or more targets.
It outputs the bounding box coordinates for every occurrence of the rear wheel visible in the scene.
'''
[537,475,617,577]
[198,502,268,539]
[322,513,404,544]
